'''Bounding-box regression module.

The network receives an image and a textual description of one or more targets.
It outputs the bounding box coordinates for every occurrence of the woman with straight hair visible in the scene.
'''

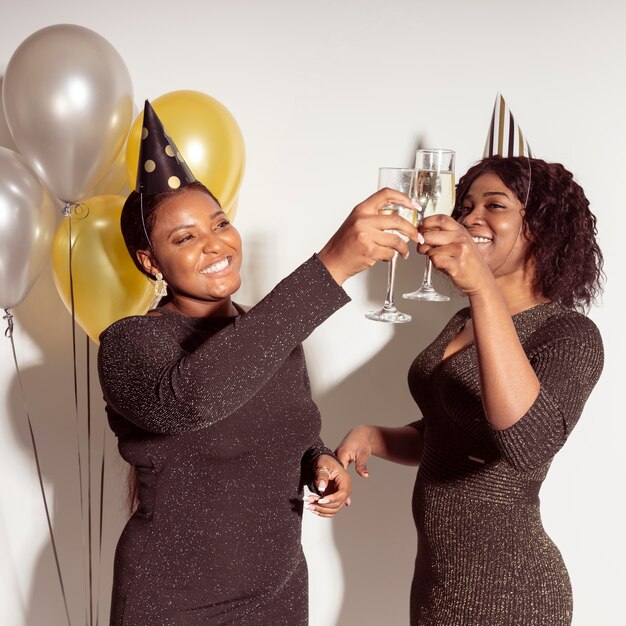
[98,101,419,625]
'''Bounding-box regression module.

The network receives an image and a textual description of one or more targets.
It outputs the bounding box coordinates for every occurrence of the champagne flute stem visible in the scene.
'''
[415,258,435,293]
[383,252,399,311]
[424,258,433,287]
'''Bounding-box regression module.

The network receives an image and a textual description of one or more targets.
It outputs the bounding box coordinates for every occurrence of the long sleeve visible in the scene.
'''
[305,436,337,462]
[300,436,341,492]
[489,313,604,471]
[97,255,350,434]
[408,419,426,436]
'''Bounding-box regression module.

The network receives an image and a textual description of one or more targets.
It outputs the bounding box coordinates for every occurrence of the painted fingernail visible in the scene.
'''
[305,496,318,504]
[317,498,330,505]
[411,199,420,210]
[303,501,312,510]
[417,233,425,245]
[403,250,410,260]
[317,481,327,493]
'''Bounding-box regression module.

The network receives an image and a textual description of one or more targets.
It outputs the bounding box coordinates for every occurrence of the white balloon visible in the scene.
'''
[0,148,56,309]
[2,24,134,203]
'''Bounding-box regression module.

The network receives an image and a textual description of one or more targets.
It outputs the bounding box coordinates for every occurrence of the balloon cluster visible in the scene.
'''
[1,24,245,342]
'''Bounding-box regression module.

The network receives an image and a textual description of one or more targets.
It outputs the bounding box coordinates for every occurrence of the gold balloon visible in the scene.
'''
[126,90,245,212]
[51,195,153,344]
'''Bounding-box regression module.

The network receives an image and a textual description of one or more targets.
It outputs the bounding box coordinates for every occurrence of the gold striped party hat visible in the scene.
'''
[483,93,532,158]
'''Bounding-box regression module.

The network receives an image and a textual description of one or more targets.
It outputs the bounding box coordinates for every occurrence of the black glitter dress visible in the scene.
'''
[97,256,350,626]
[407,302,604,625]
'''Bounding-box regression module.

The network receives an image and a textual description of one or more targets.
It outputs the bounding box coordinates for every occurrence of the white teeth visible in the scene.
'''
[200,258,229,274]
[472,236,492,244]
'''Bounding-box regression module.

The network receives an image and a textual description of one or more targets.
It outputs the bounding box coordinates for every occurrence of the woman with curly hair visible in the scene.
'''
[337,156,604,625]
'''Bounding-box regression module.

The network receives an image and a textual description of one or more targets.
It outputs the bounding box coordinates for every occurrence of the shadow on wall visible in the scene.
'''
[1,79,127,625]
[6,260,128,626]
[312,254,465,626]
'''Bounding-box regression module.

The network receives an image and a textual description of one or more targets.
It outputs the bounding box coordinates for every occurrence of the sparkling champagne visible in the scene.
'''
[416,170,456,218]
[380,205,418,241]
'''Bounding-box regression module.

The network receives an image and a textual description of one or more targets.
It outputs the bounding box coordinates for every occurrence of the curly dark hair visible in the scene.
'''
[120,181,221,277]
[452,156,604,311]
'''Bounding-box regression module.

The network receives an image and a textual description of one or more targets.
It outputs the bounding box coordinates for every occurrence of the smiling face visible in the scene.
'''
[138,188,242,317]
[459,172,533,278]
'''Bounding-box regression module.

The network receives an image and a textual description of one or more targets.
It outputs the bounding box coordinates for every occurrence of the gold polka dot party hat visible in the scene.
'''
[135,99,197,194]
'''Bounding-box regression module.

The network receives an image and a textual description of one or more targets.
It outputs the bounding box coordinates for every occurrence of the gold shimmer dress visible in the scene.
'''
[407,302,603,626]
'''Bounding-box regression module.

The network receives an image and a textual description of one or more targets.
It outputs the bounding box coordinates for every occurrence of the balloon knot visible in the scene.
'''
[62,202,89,219]
[3,309,14,339]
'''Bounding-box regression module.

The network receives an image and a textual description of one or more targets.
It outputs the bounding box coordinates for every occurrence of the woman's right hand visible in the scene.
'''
[418,214,496,296]
[318,189,420,285]
[336,425,374,478]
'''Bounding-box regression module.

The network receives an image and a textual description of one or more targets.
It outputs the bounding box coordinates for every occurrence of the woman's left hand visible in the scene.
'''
[305,454,352,518]
[418,214,495,296]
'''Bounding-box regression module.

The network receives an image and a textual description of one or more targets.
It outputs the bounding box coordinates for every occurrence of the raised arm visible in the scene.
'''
[420,213,542,430]
[98,256,349,434]
[420,214,603,469]
[487,315,603,470]
[99,189,420,435]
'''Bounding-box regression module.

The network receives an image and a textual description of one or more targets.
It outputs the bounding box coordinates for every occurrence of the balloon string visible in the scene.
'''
[66,207,90,625]
[87,337,93,626]
[4,309,14,338]
[95,421,106,626]
[3,309,72,626]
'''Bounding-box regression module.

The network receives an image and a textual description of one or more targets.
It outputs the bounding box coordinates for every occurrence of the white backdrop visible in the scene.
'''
[1,1,624,624]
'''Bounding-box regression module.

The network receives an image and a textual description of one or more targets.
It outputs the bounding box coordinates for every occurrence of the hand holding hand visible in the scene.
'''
[335,425,373,478]
[304,454,352,518]
[318,189,420,285]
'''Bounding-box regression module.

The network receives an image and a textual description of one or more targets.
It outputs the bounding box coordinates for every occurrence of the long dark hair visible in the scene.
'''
[453,156,604,311]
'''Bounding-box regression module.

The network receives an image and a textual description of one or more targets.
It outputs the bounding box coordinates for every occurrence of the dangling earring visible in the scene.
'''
[154,272,168,297]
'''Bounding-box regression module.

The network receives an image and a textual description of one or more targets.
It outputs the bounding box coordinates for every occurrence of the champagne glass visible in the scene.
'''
[365,167,418,323]
[403,149,455,302]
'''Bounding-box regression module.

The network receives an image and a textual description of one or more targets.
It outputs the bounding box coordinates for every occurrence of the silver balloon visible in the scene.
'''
[90,102,138,197]
[2,24,134,203]
[0,148,56,309]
